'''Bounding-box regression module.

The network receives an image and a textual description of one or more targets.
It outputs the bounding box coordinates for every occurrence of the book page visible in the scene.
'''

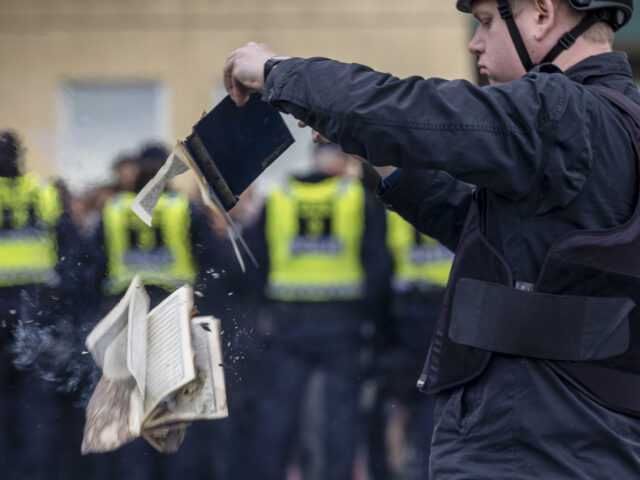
[102,329,130,381]
[142,285,196,420]
[86,275,146,376]
[144,316,228,427]
[128,286,150,397]
[81,376,143,454]
[130,145,190,226]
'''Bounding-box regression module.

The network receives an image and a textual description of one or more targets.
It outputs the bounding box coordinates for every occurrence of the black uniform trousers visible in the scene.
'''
[250,300,365,480]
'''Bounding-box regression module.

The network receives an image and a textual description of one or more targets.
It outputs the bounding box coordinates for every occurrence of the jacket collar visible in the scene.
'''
[531,51,633,84]
[564,51,633,84]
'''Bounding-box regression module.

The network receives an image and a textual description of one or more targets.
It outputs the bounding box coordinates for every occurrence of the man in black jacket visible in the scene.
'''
[223,0,640,478]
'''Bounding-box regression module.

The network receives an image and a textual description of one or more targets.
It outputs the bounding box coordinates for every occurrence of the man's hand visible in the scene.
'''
[298,122,333,145]
[224,42,277,107]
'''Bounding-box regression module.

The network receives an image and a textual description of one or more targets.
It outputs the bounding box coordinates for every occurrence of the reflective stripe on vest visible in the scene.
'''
[386,210,453,291]
[265,177,365,301]
[102,192,196,295]
[0,175,61,286]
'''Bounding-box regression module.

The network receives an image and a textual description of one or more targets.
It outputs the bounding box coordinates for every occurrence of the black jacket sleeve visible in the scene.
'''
[378,169,474,252]
[264,57,584,201]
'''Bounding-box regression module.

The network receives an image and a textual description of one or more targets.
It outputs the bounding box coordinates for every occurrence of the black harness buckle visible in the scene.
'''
[497,1,513,19]
[558,32,577,50]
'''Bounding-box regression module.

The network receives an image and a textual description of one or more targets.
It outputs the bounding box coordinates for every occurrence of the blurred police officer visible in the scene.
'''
[198,188,265,480]
[92,145,206,308]
[0,129,83,480]
[248,143,387,480]
[369,211,453,480]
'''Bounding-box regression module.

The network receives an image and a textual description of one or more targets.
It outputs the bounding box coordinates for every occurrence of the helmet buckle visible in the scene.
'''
[558,32,578,50]
[497,1,513,19]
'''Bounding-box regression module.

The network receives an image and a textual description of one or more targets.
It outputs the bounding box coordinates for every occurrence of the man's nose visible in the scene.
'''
[468,28,484,55]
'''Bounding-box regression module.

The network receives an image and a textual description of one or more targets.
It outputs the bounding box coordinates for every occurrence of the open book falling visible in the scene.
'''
[81,275,228,454]
[130,93,295,272]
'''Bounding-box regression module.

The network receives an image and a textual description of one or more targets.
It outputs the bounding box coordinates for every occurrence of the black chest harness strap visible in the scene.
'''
[435,85,640,416]
[448,85,640,365]
[449,278,634,361]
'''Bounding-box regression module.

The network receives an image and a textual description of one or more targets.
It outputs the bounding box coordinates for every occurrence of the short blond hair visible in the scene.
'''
[511,0,614,45]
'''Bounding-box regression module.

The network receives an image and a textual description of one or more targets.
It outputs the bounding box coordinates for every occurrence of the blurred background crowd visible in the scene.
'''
[0,129,450,480]
[2,1,640,479]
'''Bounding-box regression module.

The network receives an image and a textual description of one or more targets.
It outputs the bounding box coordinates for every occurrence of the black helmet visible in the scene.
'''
[457,0,632,30]
[567,0,632,30]
[139,142,169,162]
[0,130,24,177]
[134,142,169,193]
[458,0,633,73]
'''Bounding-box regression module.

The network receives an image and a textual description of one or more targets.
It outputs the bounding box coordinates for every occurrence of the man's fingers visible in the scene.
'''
[295,123,332,144]
[223,74,233,99]
[224,57,249,106]
[232,78,251,107]
[311,130,331,144]
[298,123,331,145]
[223,42,277,106]
[350,154,367,163]
[223,58,235,97]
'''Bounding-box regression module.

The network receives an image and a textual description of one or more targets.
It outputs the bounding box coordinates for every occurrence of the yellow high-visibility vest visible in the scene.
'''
[265,176,366,301]
[386,210,453,291]
[0,174,61,287]
[102,192,196,295]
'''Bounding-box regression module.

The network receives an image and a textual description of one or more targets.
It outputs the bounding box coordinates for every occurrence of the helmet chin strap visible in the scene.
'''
[497,0,602,72]
[497,0,535,71]
[539,12,601,64]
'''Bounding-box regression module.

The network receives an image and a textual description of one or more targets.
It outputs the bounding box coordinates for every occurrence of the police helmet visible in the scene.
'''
[134,142,169,193]
[456,0,632,30]
[0,130,24,177]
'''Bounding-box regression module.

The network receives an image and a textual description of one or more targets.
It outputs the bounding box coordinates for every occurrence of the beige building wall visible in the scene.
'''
[0,0,474,189]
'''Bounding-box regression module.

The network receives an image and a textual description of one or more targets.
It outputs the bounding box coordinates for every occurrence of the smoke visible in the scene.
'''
[9,291,100,408]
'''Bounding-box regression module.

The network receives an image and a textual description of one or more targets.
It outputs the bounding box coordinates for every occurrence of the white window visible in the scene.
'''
[58,81,168,192]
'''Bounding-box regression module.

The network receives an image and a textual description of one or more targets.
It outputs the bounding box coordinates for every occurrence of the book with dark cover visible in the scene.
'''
[183,93,295,210]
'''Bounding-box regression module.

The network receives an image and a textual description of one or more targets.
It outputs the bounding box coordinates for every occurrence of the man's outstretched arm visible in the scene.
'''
[223,42,576,201]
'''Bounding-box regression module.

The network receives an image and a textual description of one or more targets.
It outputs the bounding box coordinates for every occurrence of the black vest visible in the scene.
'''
[419,85,640,417]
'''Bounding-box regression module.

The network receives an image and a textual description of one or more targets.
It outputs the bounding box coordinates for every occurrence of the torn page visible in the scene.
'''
[128,285,150,397]
[130,146,190,226]
[102,328,131,381]
[141,422,189,454]
[81,376,142,454]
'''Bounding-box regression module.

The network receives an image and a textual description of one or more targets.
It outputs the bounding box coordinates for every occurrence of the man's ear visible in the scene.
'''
[532,0,556,41]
